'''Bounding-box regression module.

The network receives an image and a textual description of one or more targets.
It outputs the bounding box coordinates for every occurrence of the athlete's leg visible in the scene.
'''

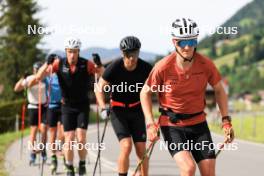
[118,137,132,174]
[47,108,59,155]
[76,128,87,161]
[111,110,132,175]
[40,106,48,145]
[57,122,65,143]
[40,123,47,145]
[130,111,148,176]
[76,105,89,161]
[57,107,64,145]
[62,105,77,166]
[57,122,65,156]
[161,125,196,176]
[173,151,196,176]
[30,126,38,147]
[198,159,216,176]
[190,122,216,176]
[28,108,38,148]
[49,126,57,155]
[134,142,148,176]
[64,130,75,163]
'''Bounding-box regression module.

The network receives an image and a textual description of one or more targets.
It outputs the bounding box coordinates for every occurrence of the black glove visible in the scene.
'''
[92,53,102,66]
[46,54,57,65]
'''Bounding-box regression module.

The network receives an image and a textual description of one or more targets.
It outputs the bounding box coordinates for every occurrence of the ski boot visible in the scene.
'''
[78,161,86,176]
[41,149,47,163]
[29,152,36,166]
[66,164,75,176]
[50,155,57,175]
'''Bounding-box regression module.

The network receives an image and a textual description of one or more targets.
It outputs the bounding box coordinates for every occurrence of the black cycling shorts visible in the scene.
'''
[61,104,90,132]
[160,121,216,163]
[47,107,62,127]
[111,110,146,143]
[28,106,47,126]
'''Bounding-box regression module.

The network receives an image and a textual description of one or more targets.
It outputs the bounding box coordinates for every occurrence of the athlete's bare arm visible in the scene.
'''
[14,78,25,92]
[35,63,50,82]
[213,81,228,117]
[95,77,110,109]
[28,63,50,87]
[140,84,155,125]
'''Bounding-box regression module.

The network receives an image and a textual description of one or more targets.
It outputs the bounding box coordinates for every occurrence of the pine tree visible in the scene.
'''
[0,0,44,100]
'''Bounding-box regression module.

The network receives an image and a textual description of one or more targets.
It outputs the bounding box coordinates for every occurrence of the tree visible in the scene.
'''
[219,65,230,77]
[0,0,44,100]
[209,36,217,58]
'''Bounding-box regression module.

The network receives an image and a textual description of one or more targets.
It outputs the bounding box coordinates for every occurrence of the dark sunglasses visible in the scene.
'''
[177,39,198,48]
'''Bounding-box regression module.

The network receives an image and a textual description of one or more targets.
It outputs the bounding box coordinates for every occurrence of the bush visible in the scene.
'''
[252,93,262,103]
[0,99,25,133]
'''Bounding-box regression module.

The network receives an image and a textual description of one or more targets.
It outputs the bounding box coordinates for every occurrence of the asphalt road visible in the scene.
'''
[5,122,264,176]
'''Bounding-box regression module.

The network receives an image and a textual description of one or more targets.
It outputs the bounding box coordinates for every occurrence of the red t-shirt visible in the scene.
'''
[146,52,221,126]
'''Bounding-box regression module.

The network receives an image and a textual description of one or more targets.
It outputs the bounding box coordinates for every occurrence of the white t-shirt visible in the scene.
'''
[22,75,47,109]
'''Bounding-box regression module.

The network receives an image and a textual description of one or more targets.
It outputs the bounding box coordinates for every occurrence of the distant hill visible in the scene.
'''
[199,0,264,49]
[197,0,264,95]
[52,47,157,63]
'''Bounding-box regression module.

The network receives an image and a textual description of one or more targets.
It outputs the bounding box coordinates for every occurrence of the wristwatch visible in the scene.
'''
[222,115,232,123]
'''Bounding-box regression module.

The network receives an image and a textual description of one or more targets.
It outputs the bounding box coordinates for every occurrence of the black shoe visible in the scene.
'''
[50,155,57,175]
[78,161,86,175]
[66,164,75,176]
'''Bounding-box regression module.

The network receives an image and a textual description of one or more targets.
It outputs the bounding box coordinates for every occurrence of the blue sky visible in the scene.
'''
[36,0,252,54]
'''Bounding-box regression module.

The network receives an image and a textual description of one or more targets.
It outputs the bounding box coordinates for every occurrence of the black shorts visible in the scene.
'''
[28,106,47,126]
[111,110,146,143]
[62,104,90,132]
[160,121,216,163]
[47,107,62,127]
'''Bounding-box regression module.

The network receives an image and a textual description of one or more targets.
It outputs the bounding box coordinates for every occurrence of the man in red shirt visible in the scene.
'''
[140,18,234,176]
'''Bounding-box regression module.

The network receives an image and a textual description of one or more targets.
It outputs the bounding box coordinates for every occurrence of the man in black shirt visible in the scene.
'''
[36,37,103,176]
[95,36,152,176]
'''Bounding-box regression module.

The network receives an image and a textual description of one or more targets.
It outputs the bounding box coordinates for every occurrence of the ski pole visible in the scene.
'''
[20,100,26,159]
[133,123,160,175]
[92,118,109,176]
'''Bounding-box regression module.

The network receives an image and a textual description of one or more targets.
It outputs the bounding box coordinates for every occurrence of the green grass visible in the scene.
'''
[89,111,98,123]
[227,34,251,46]
[209,115,264,143]
[232,100,264,112]
[214,51,239,68]
[0,129,30,176]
